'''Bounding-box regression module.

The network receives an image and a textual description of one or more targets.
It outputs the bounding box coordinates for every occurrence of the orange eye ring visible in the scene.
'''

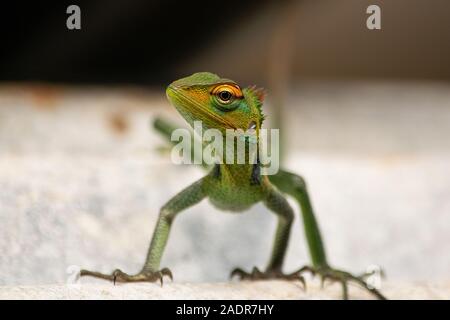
[211,84,243,105]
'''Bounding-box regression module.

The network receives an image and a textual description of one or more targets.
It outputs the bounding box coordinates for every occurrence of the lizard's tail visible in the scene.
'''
[153,117,179,144]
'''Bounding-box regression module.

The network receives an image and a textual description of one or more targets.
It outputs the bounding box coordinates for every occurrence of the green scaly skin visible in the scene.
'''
[81,72,386,300]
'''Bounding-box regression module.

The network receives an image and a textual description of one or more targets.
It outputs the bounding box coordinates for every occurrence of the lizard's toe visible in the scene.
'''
[80,267,173,286]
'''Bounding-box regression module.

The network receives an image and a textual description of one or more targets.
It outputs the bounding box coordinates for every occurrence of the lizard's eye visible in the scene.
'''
[218,90,232,103]
[211,84,243,109]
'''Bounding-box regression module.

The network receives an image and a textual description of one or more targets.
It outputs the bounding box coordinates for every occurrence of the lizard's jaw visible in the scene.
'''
[166,85,237,132]
[165,85,181,107]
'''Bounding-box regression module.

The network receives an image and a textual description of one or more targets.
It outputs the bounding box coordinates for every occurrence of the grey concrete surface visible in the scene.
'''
[0,82,449,293]
[1,281,449,300]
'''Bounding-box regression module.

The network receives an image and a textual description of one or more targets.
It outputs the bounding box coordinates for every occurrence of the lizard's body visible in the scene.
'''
[81,72,386,299]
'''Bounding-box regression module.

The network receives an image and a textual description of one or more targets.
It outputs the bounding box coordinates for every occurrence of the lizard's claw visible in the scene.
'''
[80,268,173,286]
[230,267,306,289]
[290,265,387,300]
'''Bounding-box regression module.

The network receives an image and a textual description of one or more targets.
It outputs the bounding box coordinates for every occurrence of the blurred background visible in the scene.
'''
[0,0,449,289]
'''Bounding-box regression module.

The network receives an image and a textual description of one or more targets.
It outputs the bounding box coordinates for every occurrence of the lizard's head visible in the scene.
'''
[166,72,264,133]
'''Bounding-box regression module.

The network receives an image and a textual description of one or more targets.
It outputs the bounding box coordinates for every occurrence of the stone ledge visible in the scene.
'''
[1,281,448,300]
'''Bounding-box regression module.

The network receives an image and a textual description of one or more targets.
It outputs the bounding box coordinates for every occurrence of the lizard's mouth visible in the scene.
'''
[165,85,180,104]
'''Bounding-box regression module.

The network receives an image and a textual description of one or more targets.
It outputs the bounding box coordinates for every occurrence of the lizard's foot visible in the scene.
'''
[230,267,306,289]
[291,265,386,300]
[80,268,173,286]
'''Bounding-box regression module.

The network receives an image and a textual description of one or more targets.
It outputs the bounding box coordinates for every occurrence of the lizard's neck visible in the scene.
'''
[217,135,260,185]
[219,163,256,185]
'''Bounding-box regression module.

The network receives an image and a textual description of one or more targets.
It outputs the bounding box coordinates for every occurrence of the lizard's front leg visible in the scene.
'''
[80,178,206,285]
[231,188,305,287]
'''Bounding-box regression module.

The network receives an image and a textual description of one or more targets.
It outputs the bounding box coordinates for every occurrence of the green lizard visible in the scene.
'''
[80,72,386,299]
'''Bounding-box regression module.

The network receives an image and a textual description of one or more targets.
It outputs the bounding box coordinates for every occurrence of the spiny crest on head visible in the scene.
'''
[246,85,266,124]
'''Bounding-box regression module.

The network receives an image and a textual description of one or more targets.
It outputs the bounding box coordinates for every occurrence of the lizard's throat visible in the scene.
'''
[211,136,259,166]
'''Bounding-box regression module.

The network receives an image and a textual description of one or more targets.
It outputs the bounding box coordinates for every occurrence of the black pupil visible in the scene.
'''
[219,91,232,101]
